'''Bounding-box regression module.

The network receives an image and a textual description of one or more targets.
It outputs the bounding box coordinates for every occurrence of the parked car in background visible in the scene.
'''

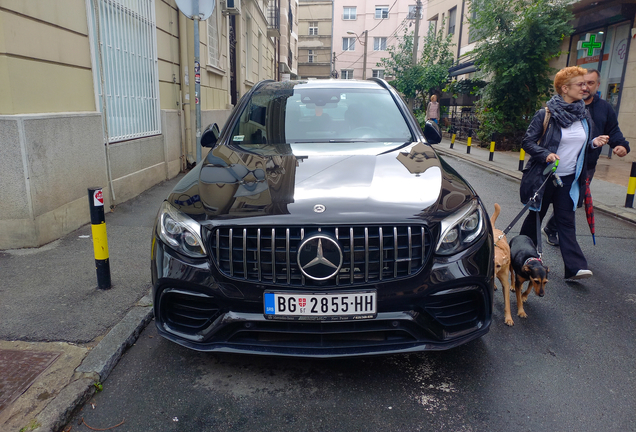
[151,79,494,358]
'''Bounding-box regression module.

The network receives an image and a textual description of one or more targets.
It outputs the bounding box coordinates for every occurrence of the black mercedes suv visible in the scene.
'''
[151,79,494,357]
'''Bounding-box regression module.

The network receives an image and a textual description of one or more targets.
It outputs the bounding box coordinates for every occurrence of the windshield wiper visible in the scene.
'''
[377,141,414,155]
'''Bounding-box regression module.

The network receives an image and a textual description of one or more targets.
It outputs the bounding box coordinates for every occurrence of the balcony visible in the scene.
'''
[268,6,280,37]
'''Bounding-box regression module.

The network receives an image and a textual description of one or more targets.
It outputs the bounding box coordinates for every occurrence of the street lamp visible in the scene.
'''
[347,30,368,80]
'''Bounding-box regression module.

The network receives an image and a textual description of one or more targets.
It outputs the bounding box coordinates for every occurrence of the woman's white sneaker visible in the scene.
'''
[569,269,593,280]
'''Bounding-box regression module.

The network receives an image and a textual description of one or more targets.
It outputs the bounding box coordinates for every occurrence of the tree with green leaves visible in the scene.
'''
[378,23,455,110]
[469,0,574,145]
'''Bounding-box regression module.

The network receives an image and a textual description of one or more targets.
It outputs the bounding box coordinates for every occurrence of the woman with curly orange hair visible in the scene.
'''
[518,66,609,280]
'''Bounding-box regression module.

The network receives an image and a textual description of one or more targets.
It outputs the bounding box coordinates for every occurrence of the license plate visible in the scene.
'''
[264,291,376,321]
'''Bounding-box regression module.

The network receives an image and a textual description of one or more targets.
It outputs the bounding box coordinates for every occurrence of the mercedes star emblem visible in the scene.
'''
[297,234,343,280]
[313,204,326,213]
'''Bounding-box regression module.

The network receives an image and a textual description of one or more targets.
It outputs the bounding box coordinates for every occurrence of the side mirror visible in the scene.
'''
[423,121,442,145]
[201,123,221,148]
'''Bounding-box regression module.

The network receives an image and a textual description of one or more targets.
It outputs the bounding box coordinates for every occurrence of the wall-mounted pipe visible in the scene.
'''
[179,11,194,165]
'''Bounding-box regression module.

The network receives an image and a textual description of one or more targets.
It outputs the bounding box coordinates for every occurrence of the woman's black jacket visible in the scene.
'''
[520,108,593,207]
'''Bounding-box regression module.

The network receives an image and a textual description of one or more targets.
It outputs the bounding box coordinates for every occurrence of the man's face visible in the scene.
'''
[583,72,600,101]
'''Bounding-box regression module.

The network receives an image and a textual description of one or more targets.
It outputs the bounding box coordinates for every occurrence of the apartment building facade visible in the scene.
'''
[332,0,426,80]
[426,0,475,81]
[298,0,333,79]
[0,0,279,249]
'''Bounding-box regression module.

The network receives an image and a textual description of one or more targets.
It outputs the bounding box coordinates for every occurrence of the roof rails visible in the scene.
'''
[367,77,390,90]
[252,79,276,91]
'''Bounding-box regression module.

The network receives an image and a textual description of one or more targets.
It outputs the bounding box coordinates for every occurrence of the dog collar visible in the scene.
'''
[524,257,542,266]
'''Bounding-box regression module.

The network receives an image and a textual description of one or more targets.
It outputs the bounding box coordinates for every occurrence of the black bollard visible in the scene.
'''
[518,149,525,171]
[88,187,111,289]
[467,130,472,154]
[626,162,636,208]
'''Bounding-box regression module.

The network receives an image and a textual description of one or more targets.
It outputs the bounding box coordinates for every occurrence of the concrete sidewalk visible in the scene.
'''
[435,136,636,225]
[1,138,634,432]
[0,175,182,432]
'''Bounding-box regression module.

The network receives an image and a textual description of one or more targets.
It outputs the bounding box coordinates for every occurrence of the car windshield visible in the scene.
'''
[229,85,413,145]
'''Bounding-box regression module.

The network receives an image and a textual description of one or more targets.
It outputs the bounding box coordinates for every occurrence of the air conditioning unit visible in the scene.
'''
[222,0,241,15]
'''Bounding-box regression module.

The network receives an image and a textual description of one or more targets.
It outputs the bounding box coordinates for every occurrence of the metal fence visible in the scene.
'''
[89,0,161,143]
[445,106,480,142]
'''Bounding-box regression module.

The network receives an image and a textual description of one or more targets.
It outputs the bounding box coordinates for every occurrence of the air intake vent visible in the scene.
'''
[207,225,432,287]
[160,289,221,332]
[424,288,484,333]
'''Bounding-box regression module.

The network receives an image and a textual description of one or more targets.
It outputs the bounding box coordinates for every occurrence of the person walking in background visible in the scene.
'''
[519,66,609,280]
[426,94,440,124]
[543,69,630,246]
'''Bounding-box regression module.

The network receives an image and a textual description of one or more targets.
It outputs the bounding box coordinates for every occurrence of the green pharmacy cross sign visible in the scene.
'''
[577,33,604,57]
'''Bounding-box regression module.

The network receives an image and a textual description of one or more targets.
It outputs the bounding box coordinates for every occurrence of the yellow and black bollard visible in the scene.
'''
[88,187,111,289]
[489,133,496,161]
[450,130,456,149]
[626,162,636,208]
[466,130,472,154]
[518,149,526,171]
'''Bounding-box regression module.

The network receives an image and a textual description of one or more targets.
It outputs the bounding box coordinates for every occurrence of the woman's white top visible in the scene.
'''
[556,120,586,176]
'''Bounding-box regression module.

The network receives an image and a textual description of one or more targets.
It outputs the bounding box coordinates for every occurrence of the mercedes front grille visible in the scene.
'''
[207,226,432,287]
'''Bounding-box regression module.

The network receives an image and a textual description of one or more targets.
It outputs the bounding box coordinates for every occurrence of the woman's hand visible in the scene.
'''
[546,153,560,163]
[593,135,609,147]
[613,145,628,157]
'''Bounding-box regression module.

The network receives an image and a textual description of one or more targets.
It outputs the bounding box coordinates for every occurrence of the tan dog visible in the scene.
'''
[491,204,514,326]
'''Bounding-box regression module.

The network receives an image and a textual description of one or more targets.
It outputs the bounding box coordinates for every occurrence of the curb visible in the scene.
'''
[34,295,154,432]
[436,147,636,225]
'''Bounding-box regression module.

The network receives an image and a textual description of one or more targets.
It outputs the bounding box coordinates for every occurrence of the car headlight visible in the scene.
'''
[435,199,485,255]
[156,201,207,258]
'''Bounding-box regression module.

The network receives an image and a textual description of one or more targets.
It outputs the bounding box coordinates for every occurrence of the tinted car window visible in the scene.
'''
[230,87,413,145]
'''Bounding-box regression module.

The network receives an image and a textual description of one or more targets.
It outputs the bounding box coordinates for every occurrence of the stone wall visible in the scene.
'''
[0,108,231,250]
[0,113,107,249]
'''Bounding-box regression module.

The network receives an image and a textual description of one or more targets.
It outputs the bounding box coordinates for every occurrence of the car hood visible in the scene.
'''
[167,142,475,226]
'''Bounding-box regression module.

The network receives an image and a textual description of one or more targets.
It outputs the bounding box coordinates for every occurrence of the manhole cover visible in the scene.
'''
[0,349,60,412]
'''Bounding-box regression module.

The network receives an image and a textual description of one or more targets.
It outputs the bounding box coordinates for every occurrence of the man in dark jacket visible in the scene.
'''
[544,69,630,246]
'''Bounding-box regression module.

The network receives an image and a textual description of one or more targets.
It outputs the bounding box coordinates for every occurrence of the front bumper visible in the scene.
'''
[151,232,494,358]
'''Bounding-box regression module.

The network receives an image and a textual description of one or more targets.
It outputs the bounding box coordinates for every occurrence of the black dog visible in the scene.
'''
[507,235,549,323]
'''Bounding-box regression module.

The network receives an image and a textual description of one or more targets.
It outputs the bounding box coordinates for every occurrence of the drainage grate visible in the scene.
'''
[0,349,60,412]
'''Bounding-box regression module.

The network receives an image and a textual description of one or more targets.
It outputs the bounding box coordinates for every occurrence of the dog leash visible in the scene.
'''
[498,160,563,257]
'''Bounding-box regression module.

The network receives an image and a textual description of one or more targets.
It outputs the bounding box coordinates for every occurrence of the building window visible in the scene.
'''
[448,7,457,36]
[308,50,315,63]
[374,37,387,51]
[309,21,318,35]
[468,9,483,43]
[343,7,356,20]
[375,6,389,19]
[571,23,631,113]
[408,5,421,19]
[88,0,160,143]
[341,69,354,79]
[372,69,385,79]
[428,19,437,35]
[207,8,220,68]
[342,37,356,51]
[246,15,253,79]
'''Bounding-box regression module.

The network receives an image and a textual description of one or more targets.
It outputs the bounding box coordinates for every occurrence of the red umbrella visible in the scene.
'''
[584,177,596,245]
